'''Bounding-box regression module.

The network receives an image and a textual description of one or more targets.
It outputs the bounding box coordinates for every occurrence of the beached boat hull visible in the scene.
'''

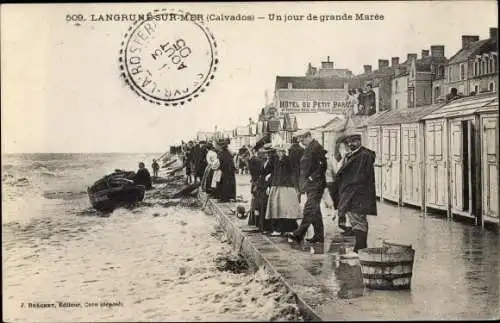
[88,175,145,212]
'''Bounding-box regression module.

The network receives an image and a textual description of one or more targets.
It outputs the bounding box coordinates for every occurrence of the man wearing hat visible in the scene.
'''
[334,132,377,252]
[286,130,328,244]
[215,138,237,202]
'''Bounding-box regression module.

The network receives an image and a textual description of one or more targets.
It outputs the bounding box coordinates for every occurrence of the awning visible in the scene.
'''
[422,93,497,120]
[318,117,347,132]
[369,104,443,126]
[293,112,336,130]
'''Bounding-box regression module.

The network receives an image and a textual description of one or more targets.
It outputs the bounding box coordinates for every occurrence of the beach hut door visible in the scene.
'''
[450,120,474,213]
[425,121,448,209]
[482,117,499,220]
[402,125,419,206]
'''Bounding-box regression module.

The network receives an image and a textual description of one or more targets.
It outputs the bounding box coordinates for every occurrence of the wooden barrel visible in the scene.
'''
[358,242,415,290]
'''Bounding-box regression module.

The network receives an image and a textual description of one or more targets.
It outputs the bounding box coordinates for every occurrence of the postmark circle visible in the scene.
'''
[119,9,218,106]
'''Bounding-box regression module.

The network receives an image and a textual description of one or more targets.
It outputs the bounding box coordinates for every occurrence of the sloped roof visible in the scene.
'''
[319,117,347,132]
[476,96,499,114]
[368,104,443,126]
[275,76,345,90]
[346,113,386,129]
[448,39,493,65]
[293,112,336,130]
[422,93,497,120]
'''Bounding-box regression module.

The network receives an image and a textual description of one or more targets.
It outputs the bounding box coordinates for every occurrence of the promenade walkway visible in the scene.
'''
[203,174,499,321]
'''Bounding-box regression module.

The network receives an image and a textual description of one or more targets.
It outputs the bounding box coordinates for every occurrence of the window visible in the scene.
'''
[474,85,479,94]
[395,80,398,93]
[408,87,415,108]
[482,60,487,75]
[287,82,293,89]
[448,66,452,82]
[395,99,399,110]
[474,61,478,76]
[489,82,495,92]
[434,86,441,100]
[479,61,482,75]
[489,58,494,74]
[460,63,465,80]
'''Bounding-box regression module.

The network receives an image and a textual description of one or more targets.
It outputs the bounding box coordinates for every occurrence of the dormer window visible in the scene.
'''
[287,82,293,89]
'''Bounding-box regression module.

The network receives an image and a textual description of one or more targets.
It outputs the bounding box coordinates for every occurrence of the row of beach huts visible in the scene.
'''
[338,92,498,228]
[185,92,498,228]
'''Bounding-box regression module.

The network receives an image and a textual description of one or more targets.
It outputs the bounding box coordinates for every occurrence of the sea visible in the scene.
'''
[2,153,302,322]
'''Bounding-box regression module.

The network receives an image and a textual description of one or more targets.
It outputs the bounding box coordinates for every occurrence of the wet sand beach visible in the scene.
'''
[2,154,302,322]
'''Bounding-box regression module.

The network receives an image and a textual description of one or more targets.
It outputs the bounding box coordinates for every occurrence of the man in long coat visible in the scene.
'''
[334,134,377,252]
[288,136,305,201]
[287,131,327,244]
[215,138,237,202]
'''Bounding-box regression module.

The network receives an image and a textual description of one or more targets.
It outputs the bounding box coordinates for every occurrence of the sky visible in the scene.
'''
[1,1,497,153]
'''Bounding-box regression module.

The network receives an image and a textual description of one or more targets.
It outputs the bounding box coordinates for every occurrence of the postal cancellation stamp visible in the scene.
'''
[119,9,218,106]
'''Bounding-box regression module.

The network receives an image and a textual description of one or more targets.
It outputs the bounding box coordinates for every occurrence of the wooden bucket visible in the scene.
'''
[358,241,415,290]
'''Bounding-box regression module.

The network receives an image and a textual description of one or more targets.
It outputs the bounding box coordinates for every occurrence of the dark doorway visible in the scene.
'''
[461,120,475,213]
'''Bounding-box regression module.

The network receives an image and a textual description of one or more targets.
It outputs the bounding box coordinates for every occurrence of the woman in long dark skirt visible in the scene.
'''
[215,139,237,202]
[265,145,301,236]
[258,145,275,233]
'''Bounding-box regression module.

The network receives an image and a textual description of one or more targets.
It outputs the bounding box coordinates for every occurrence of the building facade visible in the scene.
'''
[444,27,498,98]
[408,46,447,108]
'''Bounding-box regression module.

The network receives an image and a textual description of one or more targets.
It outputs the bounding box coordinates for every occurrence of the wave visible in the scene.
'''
[42,190,88,201]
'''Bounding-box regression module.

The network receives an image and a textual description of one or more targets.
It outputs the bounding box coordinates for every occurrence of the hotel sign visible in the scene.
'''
[278,100,351,114]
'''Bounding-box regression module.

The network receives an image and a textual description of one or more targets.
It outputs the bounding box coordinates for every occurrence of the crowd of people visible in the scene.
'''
[345,83,377,117]
[176,131,377,253]
[220,131,376,253]
[181,138,237,203]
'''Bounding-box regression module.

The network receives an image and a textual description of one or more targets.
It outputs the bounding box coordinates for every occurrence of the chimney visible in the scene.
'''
[391,57,400,67]
[421,50,430,58]
[321,56,334,69]
[430,45,445,57]
[378,59,390,70]
[363,65,372,73]
[490,27,498,40]
[462,35,480,49]
[407,53,418,63]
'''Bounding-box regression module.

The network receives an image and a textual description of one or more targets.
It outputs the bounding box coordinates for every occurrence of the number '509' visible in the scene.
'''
[66,14,85,21]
